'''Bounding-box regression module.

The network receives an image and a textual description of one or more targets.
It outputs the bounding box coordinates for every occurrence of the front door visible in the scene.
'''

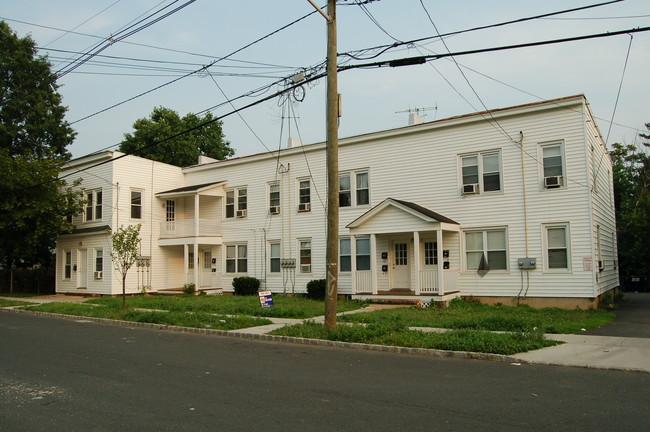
[392,241,410,290]
[77,249,87,288]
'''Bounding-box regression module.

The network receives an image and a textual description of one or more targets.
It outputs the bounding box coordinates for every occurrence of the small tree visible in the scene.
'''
[110,225,141,311]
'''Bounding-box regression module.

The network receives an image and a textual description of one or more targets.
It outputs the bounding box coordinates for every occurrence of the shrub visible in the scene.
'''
[182,283,196,295]
[306,279,326,300]
[232,277,260,296]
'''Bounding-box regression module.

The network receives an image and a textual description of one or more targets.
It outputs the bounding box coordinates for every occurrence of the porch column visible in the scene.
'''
[370,234,378,295]
[183,244,189,285]
[350,235,356,295]
[437,229,444,295]
[194,193,200,237]
[414,231,421,295]
[193,242,199,285]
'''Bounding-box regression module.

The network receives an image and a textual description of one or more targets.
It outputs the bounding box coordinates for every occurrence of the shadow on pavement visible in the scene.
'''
[585,292,650,338]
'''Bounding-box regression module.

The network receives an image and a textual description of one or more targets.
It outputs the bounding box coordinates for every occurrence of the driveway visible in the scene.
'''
[585,292,650,338]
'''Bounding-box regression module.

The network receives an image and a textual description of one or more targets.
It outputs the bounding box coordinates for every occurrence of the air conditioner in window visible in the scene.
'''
[462,184,479,195]
[544,176,564,188]
[598,260,604,272]
[94,271,103,279]
[298,203,311,212]
[236,209,247,218]
[300,264,311,273]
[269,206,280,215]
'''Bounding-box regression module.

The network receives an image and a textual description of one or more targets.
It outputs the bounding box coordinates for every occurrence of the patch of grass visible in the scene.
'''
[0,298,32,307]
[24,302,271,331]
[85,295,365,319]
[0,292,43,298]
[271,318,560,355]
[340,299,614,334]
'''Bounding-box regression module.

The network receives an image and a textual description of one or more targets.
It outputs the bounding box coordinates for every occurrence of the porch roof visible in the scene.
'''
[346,198,460,233]
[156,181,226,198]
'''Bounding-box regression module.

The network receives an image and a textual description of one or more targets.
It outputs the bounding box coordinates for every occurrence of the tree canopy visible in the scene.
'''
[0,21,83,281]
[118,107,234,167]
[611,123,650,277]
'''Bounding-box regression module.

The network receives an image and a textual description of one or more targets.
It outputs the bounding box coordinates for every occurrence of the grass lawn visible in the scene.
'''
[271,320,561,355]
[85,295,366,319]
[0,298,32,307]
[24,302,272,331]
[341,299,615,334]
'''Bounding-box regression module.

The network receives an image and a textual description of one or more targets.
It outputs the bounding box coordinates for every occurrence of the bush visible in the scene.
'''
[182,283,196,295]
[232,277,260,296]
[306,279,326,300]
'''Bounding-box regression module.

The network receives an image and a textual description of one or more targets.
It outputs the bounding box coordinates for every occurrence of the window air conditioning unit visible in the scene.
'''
[300,264,311,273]
[94,271,103,279]
[462,184,479,195]
[544,176,564,188]
[269,206,280,215]
[298,203,311,212]
[598,260,604,272]
[236,209,247,218]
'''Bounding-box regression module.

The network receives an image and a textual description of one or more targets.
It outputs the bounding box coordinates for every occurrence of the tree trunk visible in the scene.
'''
[9,267,14,294]
[122,273,127,312]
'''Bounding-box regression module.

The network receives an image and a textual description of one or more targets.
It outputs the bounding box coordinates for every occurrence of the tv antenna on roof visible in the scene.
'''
[396,105,438,125]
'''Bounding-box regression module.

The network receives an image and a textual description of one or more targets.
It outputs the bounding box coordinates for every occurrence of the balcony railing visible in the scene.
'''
[160,219,220,238]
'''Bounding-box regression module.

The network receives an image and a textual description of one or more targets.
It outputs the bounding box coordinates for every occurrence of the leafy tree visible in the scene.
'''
[119,107,234,167]
[109,224,141,311]
[610,123,650,277]
[0,21,83,291]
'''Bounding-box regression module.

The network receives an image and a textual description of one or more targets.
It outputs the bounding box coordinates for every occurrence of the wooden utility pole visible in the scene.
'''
[308,0,339,330]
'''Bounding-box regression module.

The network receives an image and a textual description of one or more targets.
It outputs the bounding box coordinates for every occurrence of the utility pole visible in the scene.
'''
[308,0,339,330]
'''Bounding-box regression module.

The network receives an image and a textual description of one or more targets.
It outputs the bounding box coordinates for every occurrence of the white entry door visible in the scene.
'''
[392,242,410,289]
[77,249,87,288]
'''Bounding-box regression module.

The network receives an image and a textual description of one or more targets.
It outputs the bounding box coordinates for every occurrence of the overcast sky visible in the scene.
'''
[3,0,650,160]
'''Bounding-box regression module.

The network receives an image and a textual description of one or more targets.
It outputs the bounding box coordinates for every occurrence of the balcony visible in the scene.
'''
[159,219,222,245]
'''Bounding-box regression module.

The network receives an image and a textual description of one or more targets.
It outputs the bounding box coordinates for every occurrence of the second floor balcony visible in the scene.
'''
[159,219,222,245]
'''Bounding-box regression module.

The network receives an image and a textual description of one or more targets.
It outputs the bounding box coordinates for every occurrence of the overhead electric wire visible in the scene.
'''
[42,0,123,48]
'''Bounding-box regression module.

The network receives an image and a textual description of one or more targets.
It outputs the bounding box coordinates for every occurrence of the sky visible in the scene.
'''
[2,0,650,161]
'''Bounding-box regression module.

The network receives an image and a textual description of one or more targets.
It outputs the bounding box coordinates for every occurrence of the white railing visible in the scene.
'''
[419,269,439,294]
[355,271,372,293]
[160,219,220,238]
[186,272,221,288]
[444,270,458,293]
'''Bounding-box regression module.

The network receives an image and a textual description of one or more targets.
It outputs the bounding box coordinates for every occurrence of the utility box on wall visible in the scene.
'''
[518,257,537,270]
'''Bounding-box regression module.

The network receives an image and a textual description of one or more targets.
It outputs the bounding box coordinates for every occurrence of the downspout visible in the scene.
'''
[517,131,530,305]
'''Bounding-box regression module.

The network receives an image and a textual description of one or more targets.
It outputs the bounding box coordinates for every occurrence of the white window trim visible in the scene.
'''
[225,187,248,219]
[339,169,370,208]
[298,238,312,273]
[339,237,351,273]
[83,189,103,223]
[462,227,509,272]
[130,188,143,220]
[225,243,248,274]
[269,241,281,274]
[268,181,280,214]
[458,150,503,196]
[542,223,572,273]
[297,177,311,212]
[539,141,567,191]
[63,250,72,280]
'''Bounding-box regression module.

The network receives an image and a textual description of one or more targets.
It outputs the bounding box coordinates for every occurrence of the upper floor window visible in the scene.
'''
[131,190,142,219]
[298,179,311,212]
[464,229,507,271]
[545,224,570,270]
[226,188,247,218]
[339,170,370,207]
[541,143,564,188]
[460,151,501,195]
[269,182,280,214]
[226,244,247,273]
[84,190,103,222]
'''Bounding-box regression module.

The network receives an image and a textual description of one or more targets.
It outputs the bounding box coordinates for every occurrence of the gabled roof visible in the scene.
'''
[346,198,459,229]
[156,181,225,197]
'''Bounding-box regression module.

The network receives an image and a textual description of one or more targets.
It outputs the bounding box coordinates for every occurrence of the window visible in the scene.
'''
[542,144,563,177]
[64,251,71,279]
[339,238,351,272]
[203,250,212,270]
[424,242,438,265]
[188,252,194,269]
[84,190,102,221]
[464,229,507,271]
[339,170,370,207]
[545,224,570,270]
[226,188,247,218]
[131,190,142,219]
[269,182,280,213]
[269,242,280,273]
[298,179,311,211]
[95,248,103,272]
[226,244,247,273]
[460,151,501,194]
[356,237,371,271]
[300,239,311,273]
[166,200,175,222]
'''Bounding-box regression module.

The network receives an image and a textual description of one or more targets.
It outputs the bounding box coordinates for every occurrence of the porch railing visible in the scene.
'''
[355,271,372,293]
[419,269,439,294]
[186,272,221,288]
[160,219,220,238]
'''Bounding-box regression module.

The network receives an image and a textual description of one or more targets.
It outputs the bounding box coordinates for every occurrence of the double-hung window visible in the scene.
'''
[131,190,142,219]
[64,251,72,279]
[339,238,351,272]
[84,190,103,221]
[95,248,103,273]
[460,151,501,194]
[356,237,371,271]
[299,240,312,273]
[269,241,280,273]
[298,179,311,212]
[464,229,507,271]
[226,244,247,273]
[269,182,280,214]
[424,241,438,265]
[226,188,247,218]
[545,224,570,270]
[339,170,370,207]
[542,143,564,188]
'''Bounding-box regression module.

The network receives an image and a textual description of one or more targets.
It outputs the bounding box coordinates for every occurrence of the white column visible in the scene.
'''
[414,231,421,295]
[370,234,378,295]
[193,242,199,285]
[194,194,200,237]
[183,244,189,285]
[350,235,356,294]
[437,229,444,295]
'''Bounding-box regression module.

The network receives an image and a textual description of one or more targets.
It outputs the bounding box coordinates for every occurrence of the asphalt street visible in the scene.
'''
[1,312,649,431]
